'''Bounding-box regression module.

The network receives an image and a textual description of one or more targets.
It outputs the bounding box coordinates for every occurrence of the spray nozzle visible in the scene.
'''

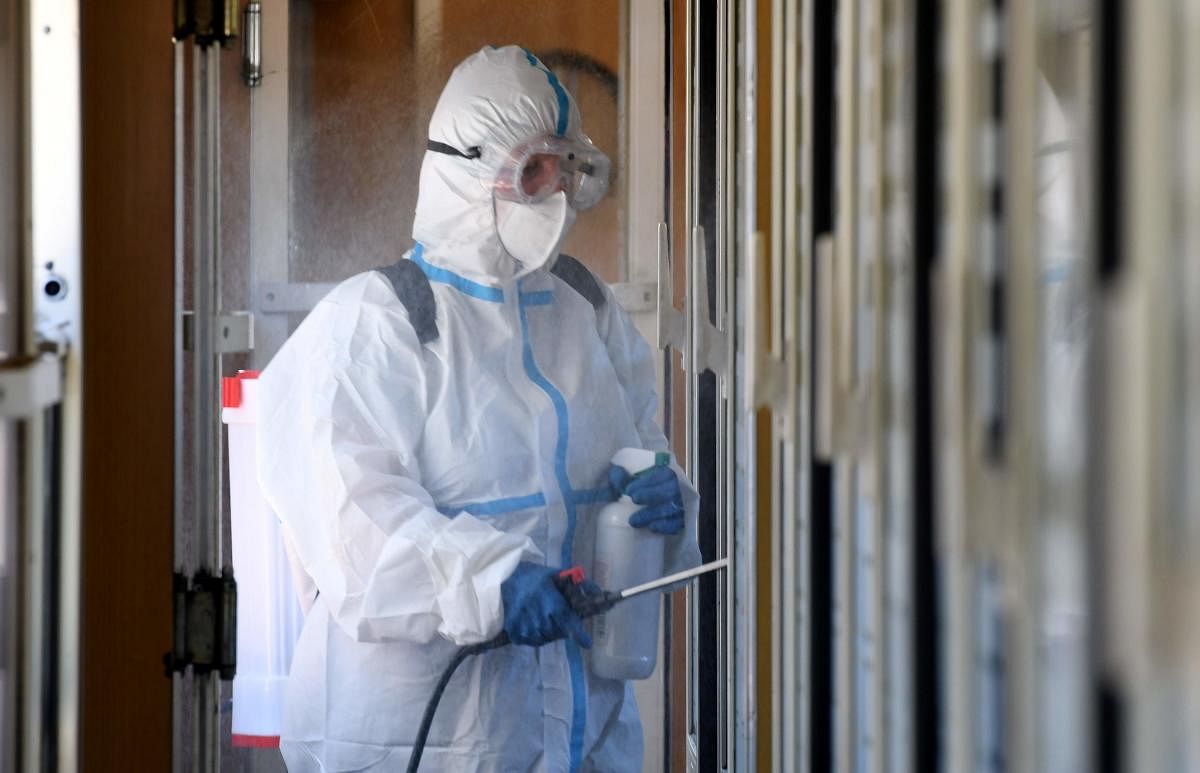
[610,447,669,475]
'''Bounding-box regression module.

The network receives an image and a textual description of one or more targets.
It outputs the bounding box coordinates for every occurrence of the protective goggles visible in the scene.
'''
[493,135,611,211]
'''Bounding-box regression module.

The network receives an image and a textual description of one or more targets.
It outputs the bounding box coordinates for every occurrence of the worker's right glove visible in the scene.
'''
[501,562,593,648]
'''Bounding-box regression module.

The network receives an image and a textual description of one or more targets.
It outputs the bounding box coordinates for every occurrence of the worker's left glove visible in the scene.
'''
[608,463,685,536]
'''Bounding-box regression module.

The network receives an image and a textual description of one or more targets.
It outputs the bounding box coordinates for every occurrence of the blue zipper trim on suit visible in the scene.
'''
[411,243,504,303]
[517,282,587,771]
[437,492,547,518]
[565,639,588,767]
[518,290,554,306]
[523,49,570,137]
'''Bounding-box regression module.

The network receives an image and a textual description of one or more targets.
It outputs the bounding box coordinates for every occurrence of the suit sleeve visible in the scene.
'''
[257,275,539,645]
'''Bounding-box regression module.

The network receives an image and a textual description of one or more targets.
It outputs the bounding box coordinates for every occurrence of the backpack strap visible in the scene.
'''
[551,254,608,313]
[375,253,606,346]
[375,258,439,345]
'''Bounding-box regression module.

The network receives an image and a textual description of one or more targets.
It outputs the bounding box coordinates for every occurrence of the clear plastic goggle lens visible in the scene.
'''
[495,135,611,211]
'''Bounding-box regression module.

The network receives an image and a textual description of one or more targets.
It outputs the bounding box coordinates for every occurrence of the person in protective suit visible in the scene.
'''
[257,44,701,772]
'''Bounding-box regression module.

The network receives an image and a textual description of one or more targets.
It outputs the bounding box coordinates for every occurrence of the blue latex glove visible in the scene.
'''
[500,562,592,648]
[608,461,685,535]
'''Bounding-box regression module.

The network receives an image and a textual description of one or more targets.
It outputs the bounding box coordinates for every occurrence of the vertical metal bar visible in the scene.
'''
[865,0,889,768]
[797,0,818,767]
[999,0,1041,768]
[1120,3,1175,771]
[720,0,741,763]
[734,1,759,766]
[713,1,737,764]
[188,42,224,773]
[0,2,28,771]
[190,41,208,773]
[880,3,916,770]
[765,0,784,768]
[27,0,82,760]
[940,0,988,767]
[682,0,699,765]
[1179,11,1200,767]
[2,4,44,773]
[171,36,186,773]
[834,0,861,769]
[779,0,803,768]
[26,5,79,770]
[0,421,17,773]
[0,2,32,360]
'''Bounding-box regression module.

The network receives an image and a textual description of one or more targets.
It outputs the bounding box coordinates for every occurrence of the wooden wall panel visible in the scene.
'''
[79,0,174,769]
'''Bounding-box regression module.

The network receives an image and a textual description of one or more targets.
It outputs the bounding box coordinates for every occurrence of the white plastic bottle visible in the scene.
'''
[591,448,669,681]
[221,371,306,747]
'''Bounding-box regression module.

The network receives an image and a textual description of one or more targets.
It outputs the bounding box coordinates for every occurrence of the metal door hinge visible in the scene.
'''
[242,1,262,87]
[173,0,239,47]
[182,310,254,353]
[163,569,237,680]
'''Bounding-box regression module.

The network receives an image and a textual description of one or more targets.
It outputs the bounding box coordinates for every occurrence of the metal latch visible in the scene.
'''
[656,222,687,356]
[0,354,63,419]
[689,225,728,377]
[163,569,237,680]
[182,311,254,353]
[745,232,791,436]
[173,0,239,47]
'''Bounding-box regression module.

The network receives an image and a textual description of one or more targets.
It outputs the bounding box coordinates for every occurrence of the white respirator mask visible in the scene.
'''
[494,192,577,272]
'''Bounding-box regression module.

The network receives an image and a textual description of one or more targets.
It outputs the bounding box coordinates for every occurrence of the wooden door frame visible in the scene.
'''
[79,1,175,769]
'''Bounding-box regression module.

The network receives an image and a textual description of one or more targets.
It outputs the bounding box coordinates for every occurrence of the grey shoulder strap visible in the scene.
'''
[375,258,439,345]
[551,254,608,313]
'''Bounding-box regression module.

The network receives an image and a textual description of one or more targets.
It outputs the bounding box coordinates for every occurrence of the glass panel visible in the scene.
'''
[284,1,626,294]
[1033,4,1093,771]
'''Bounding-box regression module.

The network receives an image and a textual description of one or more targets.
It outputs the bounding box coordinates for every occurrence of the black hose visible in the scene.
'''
[406,632,510,773]
[405,589,619,772]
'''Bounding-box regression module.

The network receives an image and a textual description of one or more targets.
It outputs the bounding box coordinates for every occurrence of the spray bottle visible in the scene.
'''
[591,448,672,680]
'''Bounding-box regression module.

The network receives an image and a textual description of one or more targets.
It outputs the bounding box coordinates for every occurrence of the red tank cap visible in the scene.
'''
[231,734,279,748]
[221,377,242,409]
[558,566,585,585]
[223,370,262,408]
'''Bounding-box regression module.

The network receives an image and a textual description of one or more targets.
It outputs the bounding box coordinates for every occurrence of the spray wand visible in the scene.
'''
[406,558,728,773]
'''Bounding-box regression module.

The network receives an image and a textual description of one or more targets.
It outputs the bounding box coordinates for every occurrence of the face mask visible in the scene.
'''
[494,191,577,274]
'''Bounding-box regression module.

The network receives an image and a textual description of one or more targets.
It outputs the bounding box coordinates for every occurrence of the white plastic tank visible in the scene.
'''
[591,448,667,681]
[222,371,305,748]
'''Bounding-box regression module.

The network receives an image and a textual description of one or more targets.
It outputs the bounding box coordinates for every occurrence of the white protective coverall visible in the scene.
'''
[257,45,701,772]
